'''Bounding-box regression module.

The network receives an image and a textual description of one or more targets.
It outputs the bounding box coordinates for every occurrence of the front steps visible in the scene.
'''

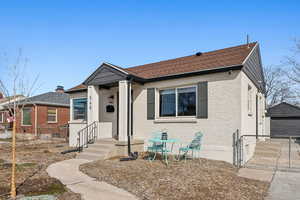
[76,138,117,161]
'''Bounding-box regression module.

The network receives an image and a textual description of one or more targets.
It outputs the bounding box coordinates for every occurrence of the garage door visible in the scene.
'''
[270,117,300,138]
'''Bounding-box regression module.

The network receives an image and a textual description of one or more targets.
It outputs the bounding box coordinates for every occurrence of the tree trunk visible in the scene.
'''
[10,119,16,198]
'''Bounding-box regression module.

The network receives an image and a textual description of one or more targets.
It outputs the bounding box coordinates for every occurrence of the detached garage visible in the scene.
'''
[268,102,300,138]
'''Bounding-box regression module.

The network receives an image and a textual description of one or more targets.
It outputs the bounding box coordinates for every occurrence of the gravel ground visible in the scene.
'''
[0,139,81,200]
[80,156,269,200]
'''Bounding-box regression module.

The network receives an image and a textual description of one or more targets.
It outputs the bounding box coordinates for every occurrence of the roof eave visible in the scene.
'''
[142,64,243,82]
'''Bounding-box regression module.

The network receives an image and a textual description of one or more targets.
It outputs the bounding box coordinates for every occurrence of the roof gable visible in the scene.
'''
[84,63,128,85]
[242,43,265,92]
[268,102,300,117]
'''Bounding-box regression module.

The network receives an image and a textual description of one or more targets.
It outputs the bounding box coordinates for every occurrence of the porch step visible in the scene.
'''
[76,153,105,161]
[83,148,108,155]
[76,138,117,161]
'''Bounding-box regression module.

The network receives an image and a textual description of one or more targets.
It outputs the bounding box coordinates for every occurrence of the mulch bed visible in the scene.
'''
[0,140,81,200]
[80,156,269,200]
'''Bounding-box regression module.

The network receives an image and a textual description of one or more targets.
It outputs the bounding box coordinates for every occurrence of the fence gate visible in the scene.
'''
[233,129,300,171]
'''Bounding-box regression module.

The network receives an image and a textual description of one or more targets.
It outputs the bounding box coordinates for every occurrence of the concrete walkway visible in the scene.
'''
[47,159,138,200]
[238,139,300,200]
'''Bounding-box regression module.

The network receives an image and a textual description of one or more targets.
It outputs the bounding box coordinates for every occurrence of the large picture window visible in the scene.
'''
[22,108,32,126]
[159,86,196,117]
[47,108,57,123]
[73,98,87,120]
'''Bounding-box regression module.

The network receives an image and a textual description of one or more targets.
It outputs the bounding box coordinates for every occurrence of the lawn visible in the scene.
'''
[80,156,269,200]
[0,140,81,200]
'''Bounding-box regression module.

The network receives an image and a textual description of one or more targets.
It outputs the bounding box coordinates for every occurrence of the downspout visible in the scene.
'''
[127,79,132,155]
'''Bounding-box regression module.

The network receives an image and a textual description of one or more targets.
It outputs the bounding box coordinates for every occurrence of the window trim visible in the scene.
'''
[21,107,32,126]
[72,97,88,121]
[47,108,58,123]
[158,85,197,118]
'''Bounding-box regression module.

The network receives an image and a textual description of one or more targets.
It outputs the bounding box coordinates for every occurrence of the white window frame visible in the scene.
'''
[158,85,197,118]
[21,107,32,126]
[72,97,88,121]
[47,108,58,123]
[248,85,253,116]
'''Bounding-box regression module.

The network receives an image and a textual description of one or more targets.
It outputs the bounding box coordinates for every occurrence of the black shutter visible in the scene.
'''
[197,82,208,118]
[147,88,155,120]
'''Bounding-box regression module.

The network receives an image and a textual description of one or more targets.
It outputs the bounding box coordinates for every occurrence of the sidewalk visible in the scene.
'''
[47,159,138,200]
[238,139,300,200]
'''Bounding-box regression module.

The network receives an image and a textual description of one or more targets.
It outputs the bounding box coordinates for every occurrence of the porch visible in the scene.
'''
[68,63,143,152]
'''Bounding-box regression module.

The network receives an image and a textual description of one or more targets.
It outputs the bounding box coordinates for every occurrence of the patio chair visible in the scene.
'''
[178,132,203,162]
[147,131,165,161]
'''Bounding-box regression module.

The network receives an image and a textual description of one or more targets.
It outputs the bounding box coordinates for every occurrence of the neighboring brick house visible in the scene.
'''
[0,94,25,131]
[14,86,70,139]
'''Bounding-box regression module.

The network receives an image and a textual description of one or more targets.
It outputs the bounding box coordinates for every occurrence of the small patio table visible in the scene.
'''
[148,138,180,165]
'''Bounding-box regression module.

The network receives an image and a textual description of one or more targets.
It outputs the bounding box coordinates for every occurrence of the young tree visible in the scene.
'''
[263,65,297,107]
[0,49,39,199]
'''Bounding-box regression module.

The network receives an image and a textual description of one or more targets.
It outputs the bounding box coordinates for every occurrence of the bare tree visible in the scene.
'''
[263,65,297,107]
[286,39,300,86]
[0,49,39,199]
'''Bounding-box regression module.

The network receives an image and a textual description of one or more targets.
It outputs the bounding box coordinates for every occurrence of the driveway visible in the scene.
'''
[238,139,300,200]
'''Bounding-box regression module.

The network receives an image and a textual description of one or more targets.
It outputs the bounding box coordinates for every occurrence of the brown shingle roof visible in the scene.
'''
[67,42,257,92]
[124,42,257,79]
[66,84,87,93]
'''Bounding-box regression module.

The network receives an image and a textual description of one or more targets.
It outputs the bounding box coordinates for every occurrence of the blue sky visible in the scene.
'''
[0,1,299,94]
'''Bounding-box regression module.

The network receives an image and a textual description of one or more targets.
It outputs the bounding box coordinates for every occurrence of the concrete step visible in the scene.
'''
[76,153,105,161]
[83,148,108,154]
[94,138,117,144]
[89,143,115,148]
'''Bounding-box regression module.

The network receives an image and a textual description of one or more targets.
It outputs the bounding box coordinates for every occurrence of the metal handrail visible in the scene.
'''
[77,121,98,152]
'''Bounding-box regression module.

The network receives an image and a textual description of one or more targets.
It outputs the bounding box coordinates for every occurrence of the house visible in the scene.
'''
[66,42,266,164]
[0,94,25,130]
[266,102,300,138]
[1,86,70,139]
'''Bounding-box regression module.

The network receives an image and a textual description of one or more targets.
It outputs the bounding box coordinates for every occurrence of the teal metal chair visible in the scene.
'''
[178,132,203,162]
[147,131,164,161]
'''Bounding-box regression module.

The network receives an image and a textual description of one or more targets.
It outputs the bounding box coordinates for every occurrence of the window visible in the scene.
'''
[159,86,196,117]
[0,112,3,123]
[22,107,32,126]
[178,87,196,116]
[248,85,253,115]
[73,98,87,120]
[47,108,57,123]
[160,89,176,117]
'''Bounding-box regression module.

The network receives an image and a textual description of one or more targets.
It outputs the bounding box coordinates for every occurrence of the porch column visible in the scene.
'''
[87,85,100,125]
[118,80,131,142]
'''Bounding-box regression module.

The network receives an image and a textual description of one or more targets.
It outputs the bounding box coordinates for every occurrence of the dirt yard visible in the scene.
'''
[0,139,81,200]
[80,156,269,200]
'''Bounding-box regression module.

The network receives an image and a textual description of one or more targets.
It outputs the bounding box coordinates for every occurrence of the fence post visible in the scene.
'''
[237,129,240,168]
[233,131,236,166]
